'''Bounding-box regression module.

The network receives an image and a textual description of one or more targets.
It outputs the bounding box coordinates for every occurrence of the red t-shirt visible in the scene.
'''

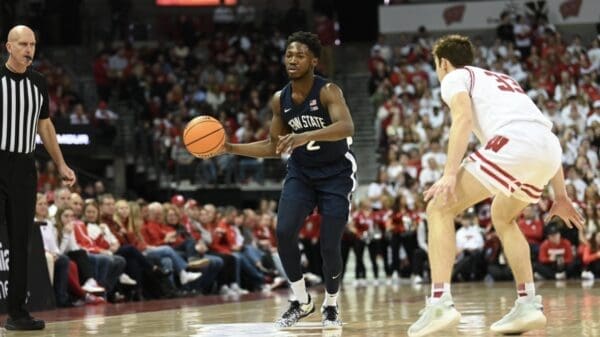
[518,218,544,245]
[538,238,573,264]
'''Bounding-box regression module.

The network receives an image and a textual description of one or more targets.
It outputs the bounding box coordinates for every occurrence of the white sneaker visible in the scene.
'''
[555,271,566,280]
[581,271,595,280]
[179,270,202,285]
[412,275,423,284]
[230,283,249,295]
[82,278,105,293]
[490,295,546,334]
[119,273,137,286]
[219,285,236,296]
[407,293,461,337]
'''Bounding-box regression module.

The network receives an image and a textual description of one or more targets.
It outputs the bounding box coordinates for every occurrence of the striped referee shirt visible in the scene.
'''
[0,64,49,154]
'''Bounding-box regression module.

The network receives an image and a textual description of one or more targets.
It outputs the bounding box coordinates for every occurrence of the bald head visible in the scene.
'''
[7,25,35,42]
[5,25,36,72]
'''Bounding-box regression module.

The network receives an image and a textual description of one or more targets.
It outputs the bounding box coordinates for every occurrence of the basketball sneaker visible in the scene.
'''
[322,305,342,329]
[275,295,315,328]
[407,293,461,337]
[490,295,546,334]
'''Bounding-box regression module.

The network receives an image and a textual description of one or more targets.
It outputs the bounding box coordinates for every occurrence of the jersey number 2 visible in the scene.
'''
[306,141,320,151]
[484,71,524,93]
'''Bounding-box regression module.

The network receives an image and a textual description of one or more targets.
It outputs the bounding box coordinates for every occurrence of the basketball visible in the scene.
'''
[183,116,225,157]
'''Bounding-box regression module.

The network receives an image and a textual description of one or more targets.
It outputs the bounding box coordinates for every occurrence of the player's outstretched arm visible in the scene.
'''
[544,166,584,230]
[275,83,354,154]
[225,92,290,158]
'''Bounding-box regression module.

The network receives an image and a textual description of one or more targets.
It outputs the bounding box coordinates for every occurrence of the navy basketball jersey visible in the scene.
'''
[280,76,352,167]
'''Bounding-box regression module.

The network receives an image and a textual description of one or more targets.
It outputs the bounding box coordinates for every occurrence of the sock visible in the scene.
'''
[290,278,309,304]
[430,283,451,303]
[517,282,535,300]
[323,291,339,307]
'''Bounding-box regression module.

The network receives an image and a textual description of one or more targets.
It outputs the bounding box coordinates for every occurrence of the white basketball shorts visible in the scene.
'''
[463,121,562,204]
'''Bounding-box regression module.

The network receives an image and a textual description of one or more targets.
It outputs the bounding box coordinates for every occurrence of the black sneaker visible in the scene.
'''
[275,295,315,328]
[322,305,342,329]
[5,316,45,330]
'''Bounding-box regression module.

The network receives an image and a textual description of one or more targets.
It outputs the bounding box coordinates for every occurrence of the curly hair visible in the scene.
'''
[286,31,322,58]
[432,34,474,68]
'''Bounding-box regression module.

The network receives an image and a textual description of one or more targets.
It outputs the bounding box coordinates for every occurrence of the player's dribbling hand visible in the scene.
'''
[58,164,76,187]
[424,174,458,204]
[544,196,584,230]
[194,143,228,160]
[276,134,308,155]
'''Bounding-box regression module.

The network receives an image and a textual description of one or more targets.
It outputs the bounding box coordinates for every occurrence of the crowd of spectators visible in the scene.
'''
[364,14,600,284]
[36,186,318,306]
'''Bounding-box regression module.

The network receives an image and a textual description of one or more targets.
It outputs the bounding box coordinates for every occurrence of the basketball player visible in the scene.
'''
[407,35,583,337]
[215,31,356,328]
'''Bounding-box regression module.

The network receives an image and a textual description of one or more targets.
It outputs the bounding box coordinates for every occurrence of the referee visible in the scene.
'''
[1,25,75,330]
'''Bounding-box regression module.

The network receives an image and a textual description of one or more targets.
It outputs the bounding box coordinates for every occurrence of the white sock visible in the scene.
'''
[429,282,451,303]
[290,278,309,304]
[323,291,339,307]
[517,282,535,301]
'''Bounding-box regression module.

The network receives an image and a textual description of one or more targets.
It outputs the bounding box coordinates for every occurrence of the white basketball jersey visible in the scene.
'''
[440,65,552,143]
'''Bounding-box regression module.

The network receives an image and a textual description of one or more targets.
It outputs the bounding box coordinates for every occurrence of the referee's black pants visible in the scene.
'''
[0,150,37,318]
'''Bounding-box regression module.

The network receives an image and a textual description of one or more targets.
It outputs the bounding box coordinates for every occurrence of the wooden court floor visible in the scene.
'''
[1,280,599,336]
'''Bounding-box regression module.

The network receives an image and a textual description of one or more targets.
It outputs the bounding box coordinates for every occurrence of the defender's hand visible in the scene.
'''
[424,174,457,204]
[544,196,584,230]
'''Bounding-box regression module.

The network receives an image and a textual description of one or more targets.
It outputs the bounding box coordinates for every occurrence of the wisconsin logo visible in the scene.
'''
[443,5,465,26]
[560,0,582,19]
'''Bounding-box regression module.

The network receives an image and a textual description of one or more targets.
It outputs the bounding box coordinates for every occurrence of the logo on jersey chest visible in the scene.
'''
[288,115,326,131]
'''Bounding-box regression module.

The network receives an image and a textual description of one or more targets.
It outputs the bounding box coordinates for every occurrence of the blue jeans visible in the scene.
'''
[53,254,70,306]
[88,253,126,293]
[243,245,264,265]
[185,254,224,293]
[145,245,188,275]
[232,251,264,288]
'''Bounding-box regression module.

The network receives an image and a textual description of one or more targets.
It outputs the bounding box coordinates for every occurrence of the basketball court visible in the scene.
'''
[3,281,597,336]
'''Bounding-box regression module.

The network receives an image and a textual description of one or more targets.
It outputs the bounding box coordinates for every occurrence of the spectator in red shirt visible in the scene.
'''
[517,205,544,259]
[75,202,126,299]
[535,223,577,280]
[141,202,202,286]
[582,231,600,278]
[385,194,409,278]
[349,200,377,284]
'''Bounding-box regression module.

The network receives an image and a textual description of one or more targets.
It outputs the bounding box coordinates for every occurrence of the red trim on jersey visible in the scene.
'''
[481,165,513,191]
[520,187,541,199]
[465,67,475,96]
[473,151,541,199]
[473,151,518,182]
[523,183,542,192]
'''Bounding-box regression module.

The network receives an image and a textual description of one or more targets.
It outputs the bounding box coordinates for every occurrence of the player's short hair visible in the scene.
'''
[286,31,321,58]
[432,34,474,68]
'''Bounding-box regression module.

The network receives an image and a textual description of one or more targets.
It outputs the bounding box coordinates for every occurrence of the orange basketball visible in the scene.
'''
[183,116,225,157]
